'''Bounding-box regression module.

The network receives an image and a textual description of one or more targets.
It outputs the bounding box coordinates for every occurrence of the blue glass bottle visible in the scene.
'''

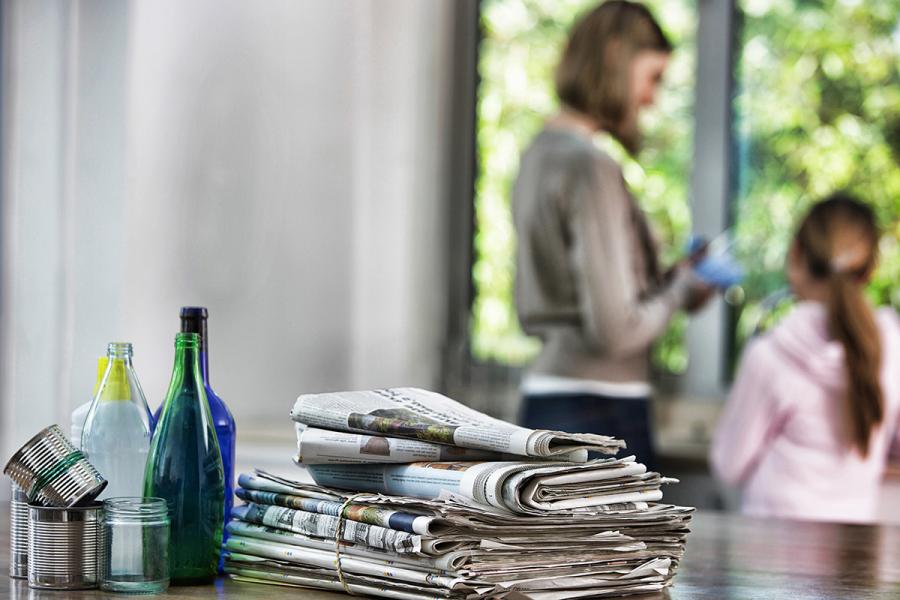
[154,308,236,551]
[144,333,224,584]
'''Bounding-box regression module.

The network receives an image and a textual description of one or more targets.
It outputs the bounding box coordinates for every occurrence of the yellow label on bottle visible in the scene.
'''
[100,358,131,401]
[92,357,108,396]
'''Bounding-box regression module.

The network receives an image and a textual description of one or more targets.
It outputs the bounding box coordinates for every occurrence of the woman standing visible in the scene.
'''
[514,1,710,466]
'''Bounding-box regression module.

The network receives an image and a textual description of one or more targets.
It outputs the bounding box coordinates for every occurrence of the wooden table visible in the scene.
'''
[2,505,899,599]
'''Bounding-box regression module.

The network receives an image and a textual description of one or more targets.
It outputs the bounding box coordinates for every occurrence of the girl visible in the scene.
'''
[710,194,900,523]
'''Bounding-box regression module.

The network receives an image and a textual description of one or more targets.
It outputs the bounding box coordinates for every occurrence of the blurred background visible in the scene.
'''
[1,0,898,516]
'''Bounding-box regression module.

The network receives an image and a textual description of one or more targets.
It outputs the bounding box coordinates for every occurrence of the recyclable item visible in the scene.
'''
[694,254,744,288]
[9,482,28,579]
[100,497,170,593]
[4,424,107,507]
[155,307,236,534]
[81,343,154,499]
[143,332,225,584]
[28,503,102,590]
[70,356,109,449]
[221,388,694,599]
[686,232,744,288]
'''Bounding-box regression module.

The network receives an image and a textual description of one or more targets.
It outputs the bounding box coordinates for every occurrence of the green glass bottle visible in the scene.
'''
[143,333,224,584]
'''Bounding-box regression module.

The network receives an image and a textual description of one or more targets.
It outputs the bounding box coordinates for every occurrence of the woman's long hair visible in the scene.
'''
[555,1,671,154]
[794,193,882,455]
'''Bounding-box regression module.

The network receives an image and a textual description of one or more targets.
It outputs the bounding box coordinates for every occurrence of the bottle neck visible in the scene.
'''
[161,335,205,416]
[181,318,210,385]
[175,344,201,380]
[107,342,134,365]
[115,355,135,369]
[199,349,210,385]
[100,344,134,402]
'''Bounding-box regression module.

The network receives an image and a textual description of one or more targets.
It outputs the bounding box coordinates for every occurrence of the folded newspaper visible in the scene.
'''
[224,470,693,599]
[295,424,526,465]
[305,456,674,513]
[290,388,625,463]
[223,387,692,599]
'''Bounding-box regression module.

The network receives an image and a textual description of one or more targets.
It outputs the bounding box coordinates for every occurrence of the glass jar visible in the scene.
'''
[101,497,169,593]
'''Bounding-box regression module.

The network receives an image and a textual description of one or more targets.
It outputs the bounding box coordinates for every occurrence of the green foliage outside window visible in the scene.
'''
[733,0,900,353]
[472,0,697,372]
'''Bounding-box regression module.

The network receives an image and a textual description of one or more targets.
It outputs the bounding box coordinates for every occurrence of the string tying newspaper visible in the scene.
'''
[223,388,693,599]
[334,493,369,596]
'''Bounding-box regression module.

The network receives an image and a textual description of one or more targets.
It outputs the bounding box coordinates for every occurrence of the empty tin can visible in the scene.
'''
[28,503,102,590]
[9,481,28,579]
[3,424,107,507]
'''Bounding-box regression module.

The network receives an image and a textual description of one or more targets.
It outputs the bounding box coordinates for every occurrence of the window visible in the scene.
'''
[732,0,900,358]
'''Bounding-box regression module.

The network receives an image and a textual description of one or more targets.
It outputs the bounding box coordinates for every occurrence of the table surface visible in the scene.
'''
[2,504,899,599]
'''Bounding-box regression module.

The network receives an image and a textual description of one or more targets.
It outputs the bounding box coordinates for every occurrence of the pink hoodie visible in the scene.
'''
[710,301,900,523]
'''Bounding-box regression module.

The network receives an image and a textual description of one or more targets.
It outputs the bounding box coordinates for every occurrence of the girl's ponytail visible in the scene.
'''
[795,194,882,456]
[827,269,882,456]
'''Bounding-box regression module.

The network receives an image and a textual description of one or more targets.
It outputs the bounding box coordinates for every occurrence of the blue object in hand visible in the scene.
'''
[694,254,745,288]
[686,233,744,288]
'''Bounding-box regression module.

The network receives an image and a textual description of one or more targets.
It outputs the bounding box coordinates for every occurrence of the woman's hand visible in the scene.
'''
[685,279,716,313]
[664,260,717,313]
[671,239,717,312]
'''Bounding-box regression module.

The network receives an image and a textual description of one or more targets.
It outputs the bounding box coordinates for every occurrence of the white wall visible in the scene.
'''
[1,0,456,479]
[1,1,74,460]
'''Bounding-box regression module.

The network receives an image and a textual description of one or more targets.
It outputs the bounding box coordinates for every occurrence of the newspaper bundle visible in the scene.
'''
[224,470,693,599]
[223,387,693,598]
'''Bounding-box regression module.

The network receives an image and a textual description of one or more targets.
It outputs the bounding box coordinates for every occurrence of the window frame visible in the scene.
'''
[681,0,740,400]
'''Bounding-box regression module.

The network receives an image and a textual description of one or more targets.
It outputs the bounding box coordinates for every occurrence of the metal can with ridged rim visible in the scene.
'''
[9,481,28,579]
[3,424,107,507]
[27,503,102,590]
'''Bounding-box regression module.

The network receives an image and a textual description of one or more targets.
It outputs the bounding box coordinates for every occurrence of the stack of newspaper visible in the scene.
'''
[223,388,693,599]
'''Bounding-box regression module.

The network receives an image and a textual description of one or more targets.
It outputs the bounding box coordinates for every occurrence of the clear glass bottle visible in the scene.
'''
[71,356,109,449]
[101,497,169,593]
[143,333,225,584]
[81,343,154,499]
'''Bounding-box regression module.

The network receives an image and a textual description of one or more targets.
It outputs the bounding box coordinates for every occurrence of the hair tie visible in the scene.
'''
[830,248,868,276]
[830,254,854,274]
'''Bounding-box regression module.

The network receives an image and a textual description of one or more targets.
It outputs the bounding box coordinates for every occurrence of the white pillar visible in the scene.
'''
[683,0,737,399]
